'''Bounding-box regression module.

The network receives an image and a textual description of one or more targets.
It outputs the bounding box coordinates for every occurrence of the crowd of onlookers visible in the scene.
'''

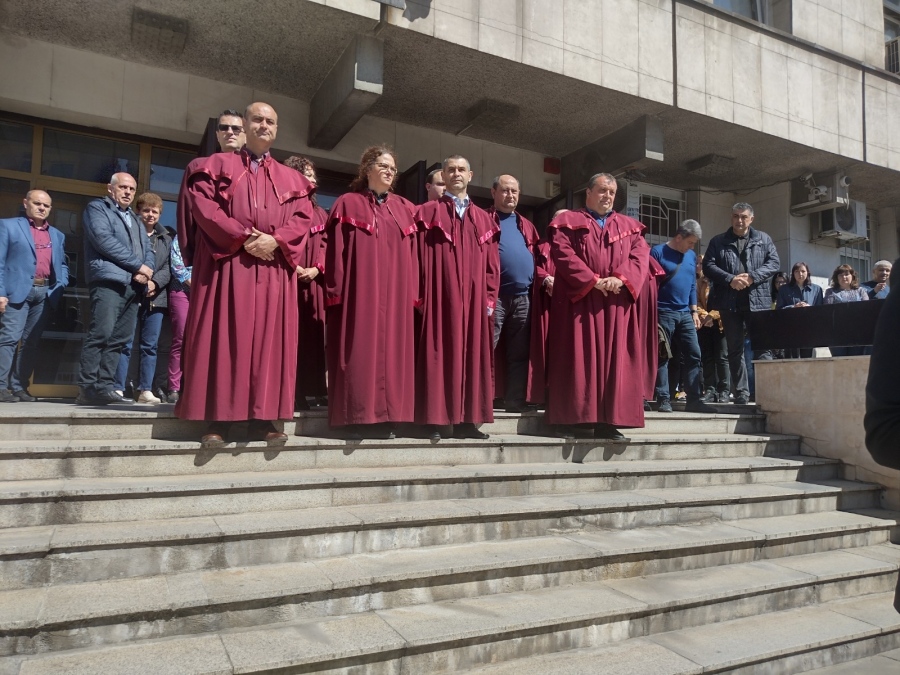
[682,256,893,403]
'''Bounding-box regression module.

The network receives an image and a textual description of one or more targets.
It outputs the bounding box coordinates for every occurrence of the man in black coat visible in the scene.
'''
[865,257,900,612]
[702,202,780,404]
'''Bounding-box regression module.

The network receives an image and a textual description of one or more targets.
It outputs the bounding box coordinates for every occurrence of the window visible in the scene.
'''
[629,182,687,248]
[713,0,792,32]
[885,3,900,72]
[0,121,33,173]
[42,129,140,183]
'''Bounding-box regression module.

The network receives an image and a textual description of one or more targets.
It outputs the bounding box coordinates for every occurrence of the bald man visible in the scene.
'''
[175,102,315,445]
[77,173,155,405]
[0,190,69,402]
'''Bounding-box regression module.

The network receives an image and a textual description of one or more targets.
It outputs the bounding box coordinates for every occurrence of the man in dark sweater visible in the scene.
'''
[489,174,540,413]
[651,220,716,414]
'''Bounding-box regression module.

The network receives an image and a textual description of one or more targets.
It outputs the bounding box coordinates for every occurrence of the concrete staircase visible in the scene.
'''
[0,403,898,674]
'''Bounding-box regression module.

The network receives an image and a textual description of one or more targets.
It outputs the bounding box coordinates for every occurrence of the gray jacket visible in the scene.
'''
[703,226,780,312]
[82,197,155,286]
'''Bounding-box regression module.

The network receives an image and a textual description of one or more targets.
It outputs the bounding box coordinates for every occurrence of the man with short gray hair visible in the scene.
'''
[651,220,716,413]
[863,260,892,300]
[703,202,780,404]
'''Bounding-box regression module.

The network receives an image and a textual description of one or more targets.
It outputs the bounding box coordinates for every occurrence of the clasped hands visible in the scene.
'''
[244,228,279,261]
[295,266,320,282]
[594,276,623,296]
[132,264,153,286]
[729,273,753,290]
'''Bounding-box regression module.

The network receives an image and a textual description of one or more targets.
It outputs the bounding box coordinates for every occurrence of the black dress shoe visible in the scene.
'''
[593,423,627,441]
[0,390,19,403]
[505,403,538,413]
[96,390,134,405]
[570,425,595,438]
[12,390,35,402]
[427,425,441,441]
[452,423,489,440]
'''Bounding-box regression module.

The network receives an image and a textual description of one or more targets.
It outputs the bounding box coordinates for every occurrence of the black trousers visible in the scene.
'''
[78,280,140,395]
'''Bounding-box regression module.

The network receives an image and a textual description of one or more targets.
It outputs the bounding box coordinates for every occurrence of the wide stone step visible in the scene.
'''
[0,431,801,482]
[3,552,897,670]
[0,449,874,527]
[0,403,765,442]
[472,593,900,675]
[2,527,897,657]
[804,648,900,674]
[1,496,892,592]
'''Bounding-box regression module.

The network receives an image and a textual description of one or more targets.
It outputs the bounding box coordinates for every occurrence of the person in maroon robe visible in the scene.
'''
[175,102,314,446]
[415,155,500,441]
[283,156,328,411]
[324,145,418,440]
[546,173,651,440]
[177,110,246,269]
[526,234,557,407]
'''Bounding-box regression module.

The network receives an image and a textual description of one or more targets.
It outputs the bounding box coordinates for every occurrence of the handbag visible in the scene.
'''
[656,257,682,361]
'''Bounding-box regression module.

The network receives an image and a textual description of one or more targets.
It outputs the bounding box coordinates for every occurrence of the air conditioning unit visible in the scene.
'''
[887,37,900,74]
[810,200,867,243]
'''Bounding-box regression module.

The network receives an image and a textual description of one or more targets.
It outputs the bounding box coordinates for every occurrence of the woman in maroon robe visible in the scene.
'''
[284,156,328,410]
[324,146,418,439]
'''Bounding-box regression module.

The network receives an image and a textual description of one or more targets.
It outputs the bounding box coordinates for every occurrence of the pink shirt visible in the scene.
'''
[30,219,52,280]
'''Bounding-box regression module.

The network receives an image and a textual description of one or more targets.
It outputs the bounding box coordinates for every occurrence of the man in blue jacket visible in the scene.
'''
[0,190,69,402]
[76,173,155,405]
[702,202,780,404]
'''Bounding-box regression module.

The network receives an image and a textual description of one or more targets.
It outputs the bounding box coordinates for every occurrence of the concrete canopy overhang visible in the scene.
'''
[2,0,898,208]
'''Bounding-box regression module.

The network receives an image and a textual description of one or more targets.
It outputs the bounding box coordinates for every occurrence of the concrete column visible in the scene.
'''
[308,34,383,150]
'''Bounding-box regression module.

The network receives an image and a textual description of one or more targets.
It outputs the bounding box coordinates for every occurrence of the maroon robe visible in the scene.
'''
[546,209,651,427]
[639,256,666,400]
[175,150,314,422]
[325,191,418,427]
[526,240,556,405]
[487,208,540,402]
[296,204,328,401]
[415,196,500,425]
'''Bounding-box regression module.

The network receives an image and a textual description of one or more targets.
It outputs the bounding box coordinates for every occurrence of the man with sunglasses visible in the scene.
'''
[175,102,315,447]
[214,110,246,153]
[0,190,69,402]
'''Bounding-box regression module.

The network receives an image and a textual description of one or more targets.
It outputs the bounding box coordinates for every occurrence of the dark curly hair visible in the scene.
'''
[349,145,397,193]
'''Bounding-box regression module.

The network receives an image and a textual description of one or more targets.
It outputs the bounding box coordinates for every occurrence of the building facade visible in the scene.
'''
[0,0,898,394]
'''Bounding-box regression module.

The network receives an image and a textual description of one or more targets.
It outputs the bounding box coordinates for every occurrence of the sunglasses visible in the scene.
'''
[217,124,244,133]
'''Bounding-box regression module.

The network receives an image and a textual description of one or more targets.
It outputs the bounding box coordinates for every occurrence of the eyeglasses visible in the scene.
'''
[373,162,397,175]
[217,124,244,133]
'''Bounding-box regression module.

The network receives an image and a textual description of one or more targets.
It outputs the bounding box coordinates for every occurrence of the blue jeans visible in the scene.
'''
[655,309,702,403]
[0,284,51,391]
[115,304,166,391]
[78,281,140,395]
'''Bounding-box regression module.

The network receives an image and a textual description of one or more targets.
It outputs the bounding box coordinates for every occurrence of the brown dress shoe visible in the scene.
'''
[249,420,287,443]
[201,422,230,447]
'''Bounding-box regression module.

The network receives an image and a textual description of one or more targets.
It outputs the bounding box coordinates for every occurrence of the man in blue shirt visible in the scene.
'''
[651,219,716,413]
[489,174,540,413]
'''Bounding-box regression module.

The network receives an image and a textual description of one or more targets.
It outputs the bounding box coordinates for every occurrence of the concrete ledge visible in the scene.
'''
[756,356,900,510]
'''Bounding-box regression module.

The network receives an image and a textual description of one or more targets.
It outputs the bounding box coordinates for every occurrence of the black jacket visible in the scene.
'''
[703,226,780,312]
[144,224,172,309]
[864,258,900,613]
